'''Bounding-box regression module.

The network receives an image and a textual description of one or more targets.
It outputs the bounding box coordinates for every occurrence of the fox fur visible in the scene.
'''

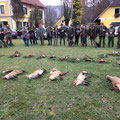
[2,70,24,79]
[27,69,46,80]
[49,68,68,81]
[73,71,89,86]
[106,75,120,91]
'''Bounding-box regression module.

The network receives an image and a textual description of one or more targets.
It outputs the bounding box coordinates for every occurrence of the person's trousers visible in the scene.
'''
[25,39,29,46]
[48,37,52,45]
[34,38,37,44]
[99,36,106,48]
[30,37,33,45]
[6,37,12,46]
[117,36,120,48]
[40,37,44,45]
[81,35,83,45]
[54,37,58,46]
[108,36,114,48]
[82,35,87,47]
[23,38,26,44]
[90,38,96,48]
[60,37,65,46]
[75,35,79,45]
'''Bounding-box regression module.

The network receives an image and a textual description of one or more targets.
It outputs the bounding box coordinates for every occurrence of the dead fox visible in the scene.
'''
[26,69,46,80]
[2,70,25,79]
[106,75,120,91]
[73,71,89,86]
[49,68,68,81]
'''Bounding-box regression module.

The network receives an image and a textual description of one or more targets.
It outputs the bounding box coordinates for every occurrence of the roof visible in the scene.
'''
[110,0,120,7]
[93,0,120,22]
[21,0,45,8]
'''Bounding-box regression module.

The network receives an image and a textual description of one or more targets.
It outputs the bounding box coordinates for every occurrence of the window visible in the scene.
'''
[23,7,27,15]
[39,9,42,19]
[0,5,5,14]
[115,8,120,18]
[23,22,28,26]
[115,8,120,14]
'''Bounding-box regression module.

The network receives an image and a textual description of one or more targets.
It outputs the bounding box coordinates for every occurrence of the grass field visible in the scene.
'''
[0,37,120,120]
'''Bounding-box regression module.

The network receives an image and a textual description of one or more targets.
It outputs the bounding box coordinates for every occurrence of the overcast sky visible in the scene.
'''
[40,0,61,6]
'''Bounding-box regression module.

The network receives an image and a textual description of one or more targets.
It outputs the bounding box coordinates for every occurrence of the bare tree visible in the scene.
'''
[82,0,110,23]
[45,6,57,26]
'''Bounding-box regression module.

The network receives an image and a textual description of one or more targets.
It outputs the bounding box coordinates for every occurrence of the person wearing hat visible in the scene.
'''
[4,24,12,46]
[59,24,66,46]
[117,26,120,48]
[108,23,115,48]
[37,24,45,45]
[0,27,7,48]
[98,23,107,48]
[82,25,88,47]
[53,25,59,46]
[46,24,53,45]
[89,23,97,48]
[28,25,34,45]
[75,25,80,46]
[67,24,75,46]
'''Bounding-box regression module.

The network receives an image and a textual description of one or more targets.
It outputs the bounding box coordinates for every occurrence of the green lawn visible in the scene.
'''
[0,38,120,120]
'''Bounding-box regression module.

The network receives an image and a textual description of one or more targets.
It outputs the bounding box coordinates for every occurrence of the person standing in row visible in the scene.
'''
[67,24,75,46]
[37,24,45,45]
[108,24,115,48]
[89,24,97,48]
[5,25,12,46]
[53,25,58,46]
[46,24,53,45]
[24,30,30,46]
[117,26,120,48]
[75,25,80,46]
[22,26,27,45]
[82,25,88,47]
[98,23,107,48]
[59,24,66,46]
[0,28,7,48]
[34,29,38,45]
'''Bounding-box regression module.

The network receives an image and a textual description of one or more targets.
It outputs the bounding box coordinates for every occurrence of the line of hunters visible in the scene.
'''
[0,23,120,48]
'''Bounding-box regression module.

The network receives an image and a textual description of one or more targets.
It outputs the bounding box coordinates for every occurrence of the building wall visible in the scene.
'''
[99,7,120,28]
[0,0,44,29]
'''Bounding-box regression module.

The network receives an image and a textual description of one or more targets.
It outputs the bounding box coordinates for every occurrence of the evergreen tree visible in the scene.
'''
[11,0,24,29]
[29,5,42,28]
[72,0,83,26]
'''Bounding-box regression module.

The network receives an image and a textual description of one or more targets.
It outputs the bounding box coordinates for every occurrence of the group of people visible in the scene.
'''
[0,25,12,48]
[22,23,120,48]
[0,23,120,48]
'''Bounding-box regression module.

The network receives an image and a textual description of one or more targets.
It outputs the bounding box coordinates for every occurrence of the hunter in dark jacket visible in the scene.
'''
[46,24,53,45]
[75,25,80,46]
[89,24,97,47]
[98,23,107,48]
[59,24,66,46]
[108,24,115,48]
[53,25,59,46]
[82,25,88,47]
[67,24,75,46]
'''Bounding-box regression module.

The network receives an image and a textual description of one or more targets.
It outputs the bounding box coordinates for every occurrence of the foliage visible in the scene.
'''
[72,0,83,26]
[29,5,43,28]
[11,0,24,28]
